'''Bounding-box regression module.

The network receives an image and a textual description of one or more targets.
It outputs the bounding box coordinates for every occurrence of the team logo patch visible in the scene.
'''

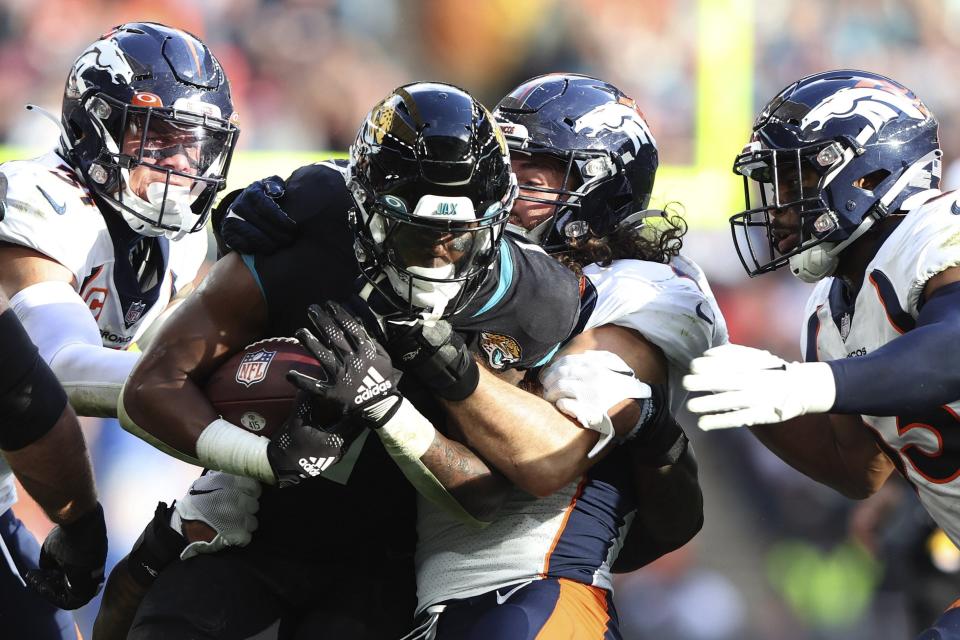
[371,104,395,145]
[123,301,147,328]
[479,331,522,370]
[235,349,276,387]
[839,312,852,341]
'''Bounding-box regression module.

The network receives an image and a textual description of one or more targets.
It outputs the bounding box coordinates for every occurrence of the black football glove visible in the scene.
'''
[25,502,107,610]
[126,501,188,587]
[288,301,402,429]
[219,176,296,255]
[385,318,479,401]
[266,391,359,488]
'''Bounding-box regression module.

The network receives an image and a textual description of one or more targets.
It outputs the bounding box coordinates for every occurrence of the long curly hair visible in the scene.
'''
[555,203,688,276]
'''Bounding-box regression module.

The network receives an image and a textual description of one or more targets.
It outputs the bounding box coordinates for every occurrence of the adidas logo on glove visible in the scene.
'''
[298,455,336,476]
[354,366,392,404]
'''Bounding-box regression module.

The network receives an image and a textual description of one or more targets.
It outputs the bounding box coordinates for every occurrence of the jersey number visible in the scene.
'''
[896,405,960,483]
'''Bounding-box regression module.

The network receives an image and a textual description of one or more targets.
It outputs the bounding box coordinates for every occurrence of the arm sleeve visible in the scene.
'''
[11,281,139,417]
[829,280,960,415]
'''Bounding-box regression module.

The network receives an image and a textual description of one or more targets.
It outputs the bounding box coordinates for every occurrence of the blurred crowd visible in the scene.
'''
[3,1,960,638]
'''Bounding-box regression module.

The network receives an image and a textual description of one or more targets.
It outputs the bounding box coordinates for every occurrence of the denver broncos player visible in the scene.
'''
[115,83,581,639]
[0,22,237,638]
[386,74,726,639]
[683,70,960,639]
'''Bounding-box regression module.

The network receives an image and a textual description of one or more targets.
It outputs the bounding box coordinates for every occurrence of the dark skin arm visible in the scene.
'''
[749,413,894,499]
[612,443,702,572]
[123,252,509,517]
[121,252,266,457]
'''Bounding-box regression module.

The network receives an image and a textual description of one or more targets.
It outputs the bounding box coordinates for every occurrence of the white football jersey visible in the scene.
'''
[415,255,727,612]
[0,152,206,348]
[801,190,960,545]
[0,151,207,514]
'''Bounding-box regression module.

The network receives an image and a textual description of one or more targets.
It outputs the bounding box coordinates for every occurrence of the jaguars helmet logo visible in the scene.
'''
[371,103,395,145]
[480,331,522,370]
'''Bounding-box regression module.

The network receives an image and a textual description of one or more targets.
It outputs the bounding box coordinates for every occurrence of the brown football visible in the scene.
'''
[204,337,330,438]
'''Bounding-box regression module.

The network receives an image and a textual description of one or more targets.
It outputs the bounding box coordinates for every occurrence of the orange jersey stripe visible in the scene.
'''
[540,478,587,576]
[535,578,610,639]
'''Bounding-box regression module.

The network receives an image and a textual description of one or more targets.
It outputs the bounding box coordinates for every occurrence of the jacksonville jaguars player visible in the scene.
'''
[0,283,107,638]
[114,83,582,639]
[683,70,960,639]
[0,22,242,638]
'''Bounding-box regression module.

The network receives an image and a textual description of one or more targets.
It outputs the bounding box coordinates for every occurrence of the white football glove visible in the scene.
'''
[682,343,836,431]
[540,351,652,458]
[171,471,261,560]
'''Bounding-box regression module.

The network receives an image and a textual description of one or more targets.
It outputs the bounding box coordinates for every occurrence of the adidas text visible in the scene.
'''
[298,456,335,476]
[355,381,392,404]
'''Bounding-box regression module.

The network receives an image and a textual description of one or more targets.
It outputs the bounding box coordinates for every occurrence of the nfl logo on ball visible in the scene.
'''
[235,349,276,387]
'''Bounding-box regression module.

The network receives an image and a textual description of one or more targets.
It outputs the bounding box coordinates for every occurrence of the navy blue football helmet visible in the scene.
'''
[732,69,941,281]
[349,82,517,318]
[61,23,239,239]
[494,73,658,251]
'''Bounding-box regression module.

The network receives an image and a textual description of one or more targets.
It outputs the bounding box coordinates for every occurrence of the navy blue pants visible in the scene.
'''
[433,577,621,640]
[0,509,76,639]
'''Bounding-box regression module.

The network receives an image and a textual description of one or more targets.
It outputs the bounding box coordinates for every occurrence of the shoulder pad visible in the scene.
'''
[583,258,726,369]
[871,190,960,315]
[0,154,104,280]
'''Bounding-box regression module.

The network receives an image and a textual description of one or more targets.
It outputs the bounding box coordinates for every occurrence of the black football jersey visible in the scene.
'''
[237,160,580,572]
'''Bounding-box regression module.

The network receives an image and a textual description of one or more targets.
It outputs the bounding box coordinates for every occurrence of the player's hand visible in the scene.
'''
[266,392,356,488]
[174,472,261,559]
[683,343,836,430]
[288,301,402,429]
[220,176,296,254]
[540,351,654,457]
[25,502,107,609]
[384,318,478,401]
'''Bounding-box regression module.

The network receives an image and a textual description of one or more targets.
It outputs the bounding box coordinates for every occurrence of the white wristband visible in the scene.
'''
[376,399,436,460]
[196,419,274,485]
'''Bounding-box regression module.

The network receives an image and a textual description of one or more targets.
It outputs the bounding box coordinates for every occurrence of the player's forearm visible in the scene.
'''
[419,430,511,522]
[4,404,98,525]
[120,352,218,460]
[613,444,703,573]
[374,398,508,525]
[750,413,891,499]
[445,367,597,498]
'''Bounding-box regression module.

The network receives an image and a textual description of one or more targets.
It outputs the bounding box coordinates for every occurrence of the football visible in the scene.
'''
[204,337,331,438]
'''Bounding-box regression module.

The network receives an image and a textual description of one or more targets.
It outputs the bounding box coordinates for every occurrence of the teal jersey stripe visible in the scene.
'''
[471,242,513,317]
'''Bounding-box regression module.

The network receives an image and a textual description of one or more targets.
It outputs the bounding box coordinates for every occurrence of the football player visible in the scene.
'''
[212,74,724,639]
[114,82,582,639]
[0,285,106,638]
[682,70,960,639]
[0,22,240,638]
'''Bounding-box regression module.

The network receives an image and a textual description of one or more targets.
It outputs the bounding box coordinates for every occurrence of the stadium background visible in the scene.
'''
[3,0,960,637]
